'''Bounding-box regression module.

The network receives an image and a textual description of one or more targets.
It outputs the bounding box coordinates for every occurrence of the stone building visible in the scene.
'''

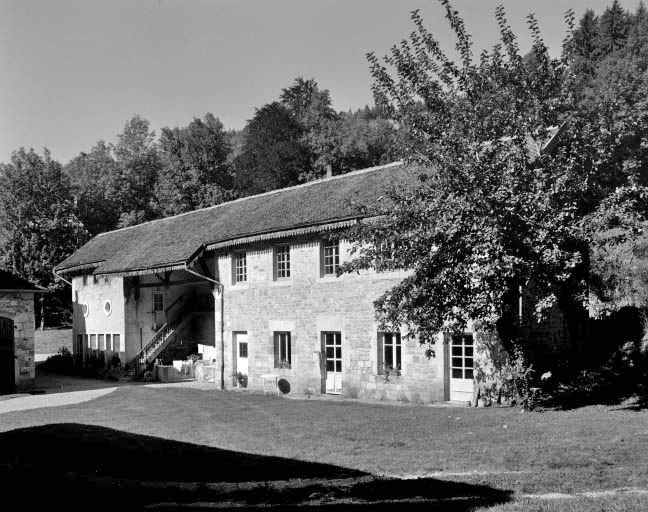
[0,270,44,393]
[55,163,478,402]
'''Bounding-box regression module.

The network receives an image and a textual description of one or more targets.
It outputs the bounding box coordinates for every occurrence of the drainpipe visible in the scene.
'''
[184,265,225,389]
[52,269,72,286]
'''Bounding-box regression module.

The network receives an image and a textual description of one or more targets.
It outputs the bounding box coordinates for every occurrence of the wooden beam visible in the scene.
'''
[136,278,210,289]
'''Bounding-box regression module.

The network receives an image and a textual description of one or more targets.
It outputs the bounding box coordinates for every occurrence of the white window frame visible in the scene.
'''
[274,331,291,368]
[378,332,402,374]
[274,245,291,280]
[321,239,340,276]
[451,334,474,380]
[234,251,247,283]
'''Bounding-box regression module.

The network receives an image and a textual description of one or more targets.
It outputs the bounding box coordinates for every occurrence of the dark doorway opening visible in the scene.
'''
[0,317,15,394]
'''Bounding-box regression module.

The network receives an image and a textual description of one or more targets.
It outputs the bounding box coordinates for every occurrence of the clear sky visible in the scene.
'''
[0,0,641,164]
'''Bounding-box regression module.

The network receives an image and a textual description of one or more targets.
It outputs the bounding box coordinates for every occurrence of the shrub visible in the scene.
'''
[40,347,74,375]
[501,348,540,410]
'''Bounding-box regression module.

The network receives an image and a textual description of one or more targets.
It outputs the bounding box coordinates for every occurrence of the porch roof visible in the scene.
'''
[55,162,426,276]
[0,270,47,293]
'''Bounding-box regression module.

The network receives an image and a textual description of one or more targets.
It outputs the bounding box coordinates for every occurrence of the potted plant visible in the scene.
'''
[235,371,248,388]
[381,362,401,383]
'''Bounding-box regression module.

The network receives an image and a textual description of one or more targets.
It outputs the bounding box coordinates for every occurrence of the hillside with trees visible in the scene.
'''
[0,79,402,326]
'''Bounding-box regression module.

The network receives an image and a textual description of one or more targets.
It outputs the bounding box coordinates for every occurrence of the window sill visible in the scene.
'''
[230,282,250,290]
[317,275,341,283]
[270,279,293,287]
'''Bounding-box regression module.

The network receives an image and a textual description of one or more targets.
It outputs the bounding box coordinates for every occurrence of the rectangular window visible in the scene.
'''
[153,292,164,312]
[378,332,401,374]
[322,239,340,276]
[274,245,290,279]
[451,334,474,379]
[323,332,342,373]
[375,239,396,272]
[90,334,97,349]
[234,251,247,283]
[106,333,112,351]
[84,334,89,348]
[76,334,83,352]
[113,334,121,352]
[273,332,292,368]
[98,334,105,350]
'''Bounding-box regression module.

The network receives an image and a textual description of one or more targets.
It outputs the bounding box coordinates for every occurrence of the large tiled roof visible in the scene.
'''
[56,162,424,276]
[0,270,46,292]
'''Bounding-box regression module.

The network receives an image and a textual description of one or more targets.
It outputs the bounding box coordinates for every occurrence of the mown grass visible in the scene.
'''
[1,385,647,510]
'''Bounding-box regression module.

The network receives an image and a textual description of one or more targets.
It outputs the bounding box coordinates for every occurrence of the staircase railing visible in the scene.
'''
[132,322,175,377]
[129,290,215,378]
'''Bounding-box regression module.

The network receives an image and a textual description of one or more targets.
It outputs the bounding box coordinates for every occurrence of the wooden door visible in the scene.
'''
[0,317,15,394]
[323,332,342,394]
[450,333,474,401]
[152,292,166,330]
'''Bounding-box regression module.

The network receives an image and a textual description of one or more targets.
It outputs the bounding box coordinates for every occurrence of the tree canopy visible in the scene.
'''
[341,0,648,358]
[0,148,83,325]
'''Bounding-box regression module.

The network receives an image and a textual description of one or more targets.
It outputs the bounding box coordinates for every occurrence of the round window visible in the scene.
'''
[104,300,112,316]
[81,303,89,318]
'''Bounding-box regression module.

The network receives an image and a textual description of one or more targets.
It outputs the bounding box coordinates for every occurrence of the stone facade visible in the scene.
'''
[69,234,491,403]
[0,291,36,390]
[210,235,447,403]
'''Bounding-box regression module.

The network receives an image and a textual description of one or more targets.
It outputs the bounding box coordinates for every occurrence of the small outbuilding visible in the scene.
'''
[0,270,45,393]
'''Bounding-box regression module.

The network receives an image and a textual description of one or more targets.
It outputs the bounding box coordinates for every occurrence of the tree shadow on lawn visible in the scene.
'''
[0,423,513,510]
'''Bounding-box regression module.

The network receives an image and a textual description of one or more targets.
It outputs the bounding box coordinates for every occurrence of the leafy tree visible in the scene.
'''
[111,115,161,226]
[156,114,234,215]
[279,77,339,180]
[341,0,648,371]
[0,148,84,326]
[64,140,121,236]
[334,107,402,173]
[280,77,337,131]
[233,102,309,195]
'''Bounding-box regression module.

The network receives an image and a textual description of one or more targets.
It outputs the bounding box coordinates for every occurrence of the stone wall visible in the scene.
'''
[34,328,72,361]
[212,235,446,403]
[0,291,36,389]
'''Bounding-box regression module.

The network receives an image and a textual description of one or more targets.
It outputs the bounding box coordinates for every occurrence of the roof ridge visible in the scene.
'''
[97,161,404,237]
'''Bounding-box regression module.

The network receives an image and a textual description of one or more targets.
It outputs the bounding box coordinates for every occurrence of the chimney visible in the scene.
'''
[326,164,333,179]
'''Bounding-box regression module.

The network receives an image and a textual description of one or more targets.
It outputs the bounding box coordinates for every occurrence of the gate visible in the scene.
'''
[0,317,15,394]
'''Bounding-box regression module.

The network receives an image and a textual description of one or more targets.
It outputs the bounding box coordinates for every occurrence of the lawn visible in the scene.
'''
[1,383,647,510]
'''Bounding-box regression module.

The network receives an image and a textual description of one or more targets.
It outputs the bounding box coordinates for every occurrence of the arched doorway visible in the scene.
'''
[0,317,15,394]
